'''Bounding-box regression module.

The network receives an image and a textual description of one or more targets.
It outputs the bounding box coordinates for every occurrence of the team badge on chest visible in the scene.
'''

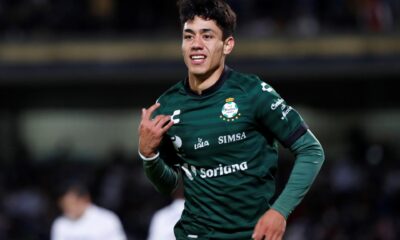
[220,97,241,122]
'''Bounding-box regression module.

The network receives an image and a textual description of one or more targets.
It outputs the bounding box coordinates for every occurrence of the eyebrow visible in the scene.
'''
[183,28,214,34]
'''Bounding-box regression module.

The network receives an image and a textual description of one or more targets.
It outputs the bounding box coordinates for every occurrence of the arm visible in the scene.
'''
[142,155,179,195]
[253,130,324,240]
[138,102,179,195]
[271,129,324,218]
[250,80,324,240]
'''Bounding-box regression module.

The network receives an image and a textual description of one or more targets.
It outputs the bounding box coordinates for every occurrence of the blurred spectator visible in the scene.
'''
[147,182,184,240]
[51,181,126,240]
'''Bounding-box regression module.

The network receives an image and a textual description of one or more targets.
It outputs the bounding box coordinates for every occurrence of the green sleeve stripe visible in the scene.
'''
[282,122,308,148]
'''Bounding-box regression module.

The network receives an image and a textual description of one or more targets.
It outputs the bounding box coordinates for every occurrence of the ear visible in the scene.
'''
[223,36,235,55]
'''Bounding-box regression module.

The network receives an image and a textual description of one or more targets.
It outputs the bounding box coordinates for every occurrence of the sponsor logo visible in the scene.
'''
[270,98,292,120]
[271,98,284,110]
[200,162,248,178]
[181,163,197,180]
[281,106,292,120]
[220,98,241,122]
[218,132,247,144]
[181,162,249,180]
[171,109,181,124]
[194,138,209,150]
[171,135,185,157]
[261,82,273,92]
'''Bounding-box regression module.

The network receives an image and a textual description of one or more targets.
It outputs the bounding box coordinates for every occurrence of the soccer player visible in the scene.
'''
[138,0,325,239]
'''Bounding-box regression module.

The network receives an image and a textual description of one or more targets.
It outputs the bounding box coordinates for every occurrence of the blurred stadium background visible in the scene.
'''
[0,0,400,239]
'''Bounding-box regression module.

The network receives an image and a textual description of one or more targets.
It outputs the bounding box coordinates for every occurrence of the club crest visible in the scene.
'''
[220,97,241,122]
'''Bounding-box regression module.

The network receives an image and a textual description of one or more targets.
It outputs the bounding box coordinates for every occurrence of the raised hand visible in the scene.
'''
[138,103,174,158]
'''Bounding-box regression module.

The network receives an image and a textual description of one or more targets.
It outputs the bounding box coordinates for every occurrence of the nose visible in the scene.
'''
[191,35,203,50]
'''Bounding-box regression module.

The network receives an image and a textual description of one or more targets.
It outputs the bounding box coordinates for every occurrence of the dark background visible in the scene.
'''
[0,0,400,239]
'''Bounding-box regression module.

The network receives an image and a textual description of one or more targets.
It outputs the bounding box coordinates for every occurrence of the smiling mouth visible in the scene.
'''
[190,55,206,63]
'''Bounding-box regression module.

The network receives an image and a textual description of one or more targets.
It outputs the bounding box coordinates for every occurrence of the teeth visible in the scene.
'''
[191,55,205,60]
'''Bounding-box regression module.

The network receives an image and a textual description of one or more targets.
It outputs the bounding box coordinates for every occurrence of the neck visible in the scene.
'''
[188,65,225,95]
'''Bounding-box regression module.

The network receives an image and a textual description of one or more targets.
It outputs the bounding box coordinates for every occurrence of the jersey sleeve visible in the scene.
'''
[271,130,325,218]
[248,78,325,218]
[250,79,308,148]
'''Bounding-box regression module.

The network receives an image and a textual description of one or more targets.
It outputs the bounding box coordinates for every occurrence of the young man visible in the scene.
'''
[138,0,325,239]
[51,182,127,240]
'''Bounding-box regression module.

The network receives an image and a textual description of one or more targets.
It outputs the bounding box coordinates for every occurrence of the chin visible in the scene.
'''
[189,65,209,75]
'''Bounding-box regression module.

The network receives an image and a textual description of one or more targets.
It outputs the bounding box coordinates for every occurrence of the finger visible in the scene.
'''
[274,230,284,240]
[155,115,171,128]
[252,221,262,239]
[160,117,174,133]
[252,233,265,240]
[152,115,165,126]
[254,226,268,240]
[143,102,161,120]
[141,108,146,120]
[269,232,279,240]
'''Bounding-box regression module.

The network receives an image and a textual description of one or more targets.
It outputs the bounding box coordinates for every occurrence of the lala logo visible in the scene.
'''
[194,138,210,150]
[220,97,241,122]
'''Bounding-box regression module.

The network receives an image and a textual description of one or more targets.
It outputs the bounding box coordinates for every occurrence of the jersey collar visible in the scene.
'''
[182,66,232,97]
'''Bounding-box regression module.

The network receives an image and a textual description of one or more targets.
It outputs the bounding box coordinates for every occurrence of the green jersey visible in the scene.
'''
[143,67,324,239]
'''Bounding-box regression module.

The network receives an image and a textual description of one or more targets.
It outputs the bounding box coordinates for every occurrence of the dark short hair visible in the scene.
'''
[177,0,237,40]
[56,180,90,200]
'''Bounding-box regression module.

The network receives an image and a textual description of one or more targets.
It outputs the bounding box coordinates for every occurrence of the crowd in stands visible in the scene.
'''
[0,0,399,39]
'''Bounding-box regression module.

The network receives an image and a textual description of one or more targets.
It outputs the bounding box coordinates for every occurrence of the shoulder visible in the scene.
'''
[150,200,184,231]
[227,69,278,97]
[156,81,184,106]
[52,215,68,226]
[88,205,122,225]
[51,216,68,235]
[226,69,269,93]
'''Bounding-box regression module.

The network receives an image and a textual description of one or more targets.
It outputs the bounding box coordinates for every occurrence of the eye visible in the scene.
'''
[203,34,213,40]
[184,35,193,40]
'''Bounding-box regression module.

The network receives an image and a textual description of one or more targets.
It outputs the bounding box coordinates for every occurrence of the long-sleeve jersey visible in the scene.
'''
[142,67,324,239]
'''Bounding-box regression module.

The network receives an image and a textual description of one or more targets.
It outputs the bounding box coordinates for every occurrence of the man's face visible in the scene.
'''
[182,16,234,78]
[59,192,89,220]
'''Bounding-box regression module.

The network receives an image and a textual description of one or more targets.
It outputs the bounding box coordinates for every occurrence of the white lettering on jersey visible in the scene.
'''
[194,138,210,150]
[218,132,247,144]
[281,106,292,120]
[199,162,248,179]
[271,98,284,110]
[271,98,293,120]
